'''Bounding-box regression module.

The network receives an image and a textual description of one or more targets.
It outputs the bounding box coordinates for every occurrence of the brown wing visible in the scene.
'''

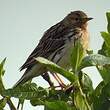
[20,22,75,71]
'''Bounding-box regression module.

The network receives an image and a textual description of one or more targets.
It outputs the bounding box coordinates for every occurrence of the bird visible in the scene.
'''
[14,10,93,88]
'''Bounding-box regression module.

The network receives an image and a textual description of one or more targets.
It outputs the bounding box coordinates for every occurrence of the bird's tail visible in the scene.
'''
[13,73,31,88]
[13,64,45,88]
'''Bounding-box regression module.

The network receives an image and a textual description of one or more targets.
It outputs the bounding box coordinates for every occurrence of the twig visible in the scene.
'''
[5,97,16,110]
[77,80,91,110]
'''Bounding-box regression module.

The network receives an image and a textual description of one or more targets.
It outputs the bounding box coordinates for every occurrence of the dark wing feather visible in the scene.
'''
[20,22,75,71]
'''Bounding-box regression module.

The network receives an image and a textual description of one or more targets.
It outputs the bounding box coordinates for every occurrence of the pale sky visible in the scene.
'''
[0,0,110,110]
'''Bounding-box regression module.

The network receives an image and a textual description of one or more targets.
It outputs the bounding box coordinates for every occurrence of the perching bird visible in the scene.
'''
[14,10,92,87]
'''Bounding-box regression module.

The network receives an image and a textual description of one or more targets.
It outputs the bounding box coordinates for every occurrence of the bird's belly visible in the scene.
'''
[50,30,89,70]
[51,39,74,70]
[53,37,88,69]
[57,51,71,69]
[58,41,74,69]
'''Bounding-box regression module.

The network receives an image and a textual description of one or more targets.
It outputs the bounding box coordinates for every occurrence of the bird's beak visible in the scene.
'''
[87,17,93,21]
[82,17,93,22]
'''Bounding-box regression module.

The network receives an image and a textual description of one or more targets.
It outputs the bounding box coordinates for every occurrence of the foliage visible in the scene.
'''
[0,12,110,110]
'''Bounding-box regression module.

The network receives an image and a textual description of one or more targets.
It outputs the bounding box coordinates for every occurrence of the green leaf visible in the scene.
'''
[31,88,71,106]
[44,101,76,110]
[49,89,69,101]
[35,57,78,83]
[106,12,110,33]
[98,30,110,57]
[102,81,110,98]
[81,54,110,83]
[74,92,89,110]
[93,95,110,110]
[30,99,44,106]
[91,81,105,110]
[79,72,93,94]
[98,83,110,110]
[101,32,110,48]
[92,81,110,110]
[97,66,110,84]
[70,40,85,73]
[98,42,110,57]
[0,58,6,77]
[94,81,105,97]
[3,83,48,100]
[80,54,110,69]
[0,98,7,110]
[0,58,6,93]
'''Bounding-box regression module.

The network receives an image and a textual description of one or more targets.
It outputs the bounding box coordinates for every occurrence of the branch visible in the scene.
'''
[7,97,16,110]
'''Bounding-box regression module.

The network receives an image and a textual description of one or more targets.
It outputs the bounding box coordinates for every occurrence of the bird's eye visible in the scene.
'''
[75,18,79,21]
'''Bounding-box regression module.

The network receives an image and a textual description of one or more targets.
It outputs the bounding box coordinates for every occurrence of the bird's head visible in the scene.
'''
[63,11,93,30]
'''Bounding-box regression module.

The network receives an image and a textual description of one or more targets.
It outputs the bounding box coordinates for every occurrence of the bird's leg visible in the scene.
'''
[54,73,66,87]
[42,72,66,89]
[52,73,66,89]
[41,72,54,87]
